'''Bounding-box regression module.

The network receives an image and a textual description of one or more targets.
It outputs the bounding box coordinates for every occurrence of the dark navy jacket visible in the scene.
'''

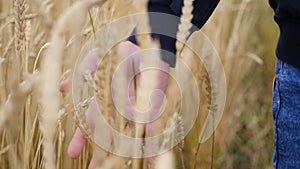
[129,0,220,67]
[130,0,300,69]
[269,0,300,69]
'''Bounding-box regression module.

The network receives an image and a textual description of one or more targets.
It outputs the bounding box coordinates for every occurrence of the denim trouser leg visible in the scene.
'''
[272,60,300,169]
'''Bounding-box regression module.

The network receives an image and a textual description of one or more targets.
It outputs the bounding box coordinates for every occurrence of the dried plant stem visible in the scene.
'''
[24,20,31,72]
[134,0,152,50]
[95,53,113,126]
[0,74,36,130]
[39,33,62,169]
[3,38,14,58]
[39,1,107,169]
[111,47,128,135]
[0,58,5,104]
[132,47,161,169]
[0,14,37,36]
[33,42,51,71]
[154,151,175,169]
[176,0,195,58]
[14,0,27,74]
[75,106,93,140]
[172,1,196,148]
[37,0,53,29]
[132,0,162,168]
[224,0,250,79]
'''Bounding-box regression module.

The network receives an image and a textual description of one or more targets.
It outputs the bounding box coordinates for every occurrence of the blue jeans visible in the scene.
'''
[272,60,300,168]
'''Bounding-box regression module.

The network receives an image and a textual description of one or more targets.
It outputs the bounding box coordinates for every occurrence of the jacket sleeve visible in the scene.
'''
[170,0,220,30]
[128,0,220,67]
[149,0,172,5]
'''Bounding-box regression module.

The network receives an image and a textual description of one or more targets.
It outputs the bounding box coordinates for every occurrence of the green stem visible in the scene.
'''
[88,10,96,39]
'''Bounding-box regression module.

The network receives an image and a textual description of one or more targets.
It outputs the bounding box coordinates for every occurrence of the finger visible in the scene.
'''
[156,59,170,92]
[116,41,171,159]
[145,60,170,159]
[120,41,170,106]
[79,48,100,76]
[68,127,86,159]
[59,78,70,93]
[68,98,97,158]
[88,155,97,169]
[149,60,170,120]
[117,41,141,120]
[117,41,171,122]
[60,48,100,92]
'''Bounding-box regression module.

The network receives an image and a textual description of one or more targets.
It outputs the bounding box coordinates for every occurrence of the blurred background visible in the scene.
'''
[200,1,278,168]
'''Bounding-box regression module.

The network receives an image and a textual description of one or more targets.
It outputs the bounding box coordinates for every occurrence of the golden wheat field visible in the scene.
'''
[0,0,277,169]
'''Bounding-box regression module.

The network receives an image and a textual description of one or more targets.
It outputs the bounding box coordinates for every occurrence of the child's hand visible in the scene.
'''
[65,41,170,169]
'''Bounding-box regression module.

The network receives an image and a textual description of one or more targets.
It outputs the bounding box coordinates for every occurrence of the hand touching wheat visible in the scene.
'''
[63,41,170,169]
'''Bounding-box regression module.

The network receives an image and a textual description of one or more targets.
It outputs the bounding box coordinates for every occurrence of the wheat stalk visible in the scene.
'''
[37,0,53,29]
[94,52,113,126]
[0,74,36,130]
[176,0,195,58]
[24,20,31,72]
[39,1,107,169]
[130,0,163,168]
[112,48,126,132]
[3,38,14,58]
[14,0,27,76]
[134,0,152,50]
[154,151,175,169]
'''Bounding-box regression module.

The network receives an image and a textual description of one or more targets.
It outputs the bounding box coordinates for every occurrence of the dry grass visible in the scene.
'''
[0,0,276,169]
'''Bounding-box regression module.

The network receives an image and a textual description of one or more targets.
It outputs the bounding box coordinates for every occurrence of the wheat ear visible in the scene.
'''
[132,0,163,168]
[39,1,106,169]
[14,0,27,75]
[0,74,36,130]
[176,0,195,58]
